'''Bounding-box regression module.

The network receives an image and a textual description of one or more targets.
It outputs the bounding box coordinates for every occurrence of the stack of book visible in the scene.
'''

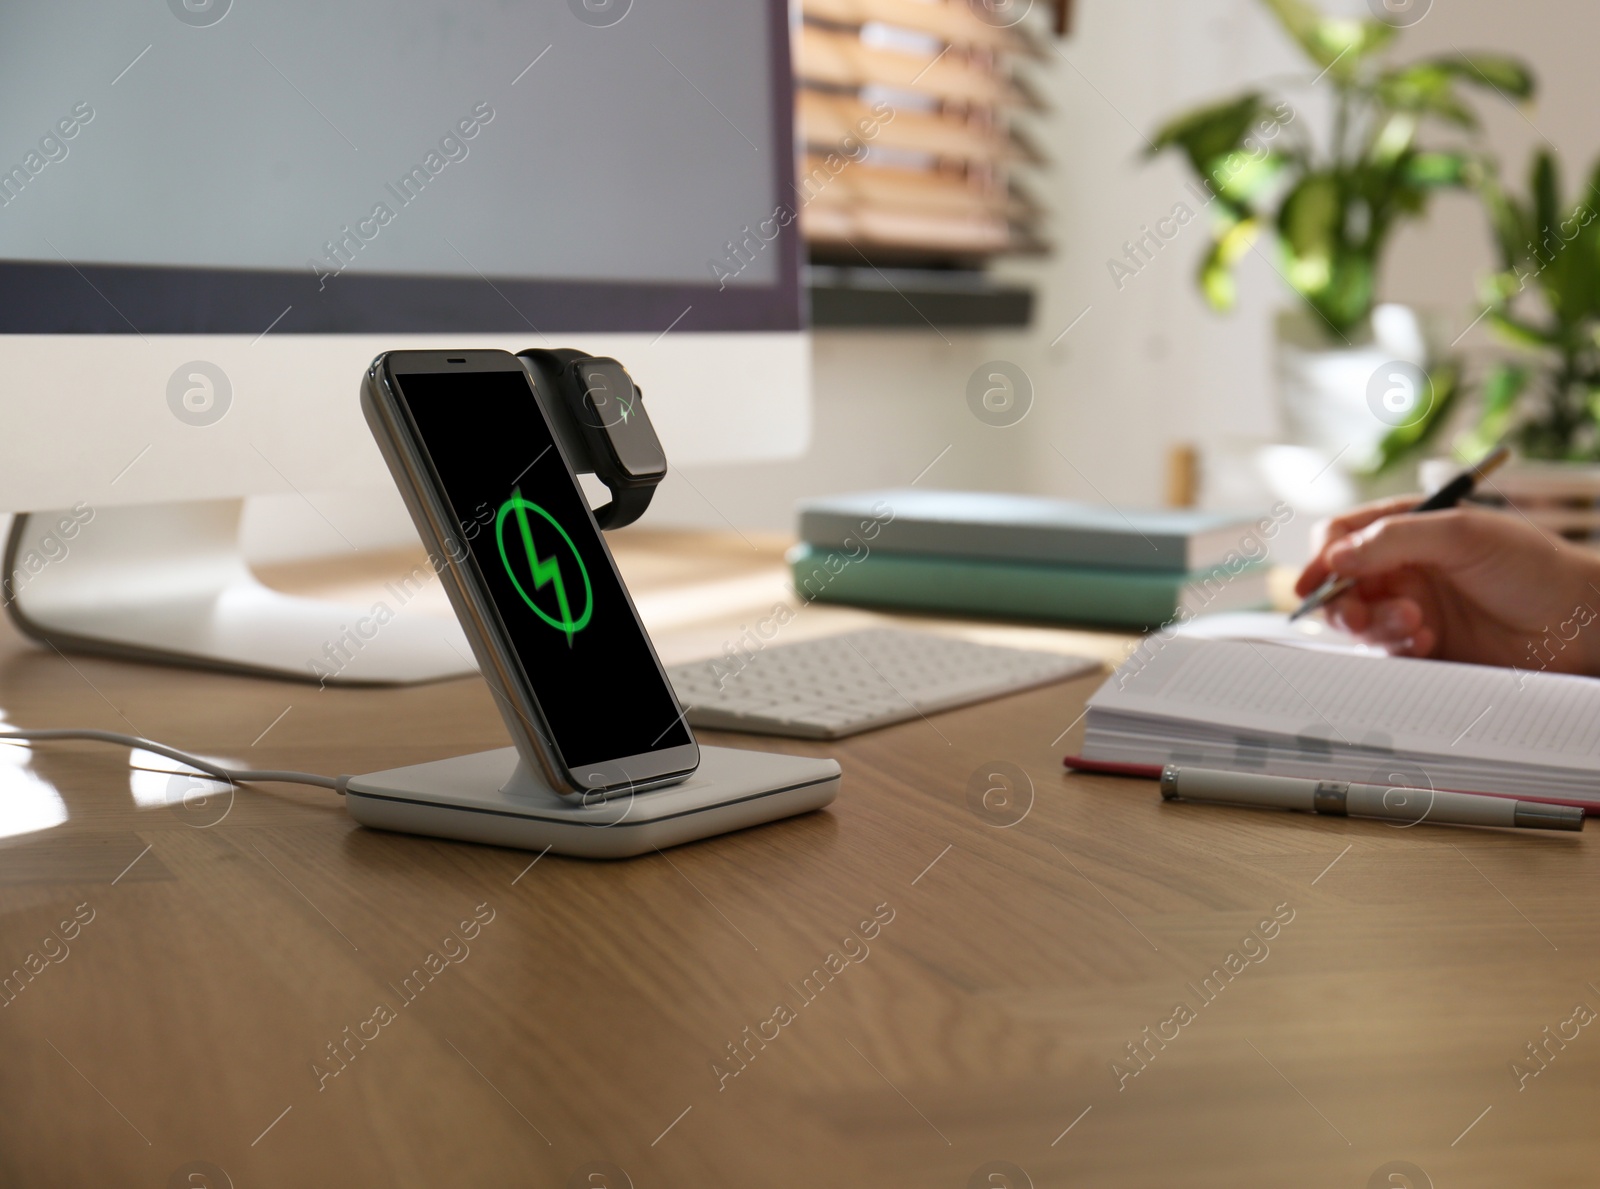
[1420,458,1600,548]
[791,489,1278,630]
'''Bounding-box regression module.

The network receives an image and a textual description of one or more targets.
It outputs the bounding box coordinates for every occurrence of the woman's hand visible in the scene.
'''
[1294,495,1600,674]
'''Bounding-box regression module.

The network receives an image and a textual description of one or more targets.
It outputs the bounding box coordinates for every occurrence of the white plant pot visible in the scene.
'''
[1257,303,1439,515]
[1275,302,1433,469]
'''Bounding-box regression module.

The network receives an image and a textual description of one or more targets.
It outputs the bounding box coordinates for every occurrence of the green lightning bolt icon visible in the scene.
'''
[495,489,593,645]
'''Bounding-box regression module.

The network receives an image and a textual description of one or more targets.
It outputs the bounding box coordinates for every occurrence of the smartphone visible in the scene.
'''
[362,349,698,797]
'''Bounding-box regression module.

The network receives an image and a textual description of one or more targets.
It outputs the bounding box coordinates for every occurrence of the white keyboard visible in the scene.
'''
[668,628,1101,739]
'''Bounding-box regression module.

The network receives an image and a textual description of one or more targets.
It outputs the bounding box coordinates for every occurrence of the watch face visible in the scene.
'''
[572,359,668,480]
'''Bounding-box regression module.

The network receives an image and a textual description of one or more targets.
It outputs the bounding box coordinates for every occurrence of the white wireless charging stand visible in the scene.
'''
[344,745,840,858]
[345,352,838,855]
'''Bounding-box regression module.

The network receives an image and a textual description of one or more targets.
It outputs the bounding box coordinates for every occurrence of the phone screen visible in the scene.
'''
[390,364,692,774]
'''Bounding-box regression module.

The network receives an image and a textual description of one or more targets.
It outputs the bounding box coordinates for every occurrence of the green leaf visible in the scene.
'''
[1533,150,1560,250]
[1481,268,1526,306]
[1476,172,1530,271]
[1540,214,1600,328]
[1198,248,1236,311]
[1375,65,1479,129]
[1489,310,1561,350]
[1424,53,1537,100]
[1483,361,1531,415]
[1210,150,1288,205]
[1278,173,1341,264]
[1586,158,1600,217]
[1258,0,1392,73]
[1218,216,1263,265]
[1371,55,1536,138]
[1316,253,1377,336]
[1402,151,1471,189]
[1197,219,1263,311]
[1457,363,1526,460]
[1147,93,1263,167]
[1368,112,1420,166]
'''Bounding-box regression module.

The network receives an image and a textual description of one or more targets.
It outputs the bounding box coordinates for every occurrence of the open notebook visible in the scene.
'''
[1080,637,1600,805]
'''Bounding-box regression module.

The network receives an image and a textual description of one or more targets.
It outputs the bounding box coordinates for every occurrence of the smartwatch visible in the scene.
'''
[517,348,668,530]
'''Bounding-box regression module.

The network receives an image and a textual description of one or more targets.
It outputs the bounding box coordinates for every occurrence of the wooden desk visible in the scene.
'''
[2,531,1596,1188]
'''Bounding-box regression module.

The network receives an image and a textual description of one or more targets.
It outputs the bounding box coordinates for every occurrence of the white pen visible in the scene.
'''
[1160,765,1584,832]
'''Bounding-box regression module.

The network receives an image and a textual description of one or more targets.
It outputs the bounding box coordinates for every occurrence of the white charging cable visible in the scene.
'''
[0,729,349,793]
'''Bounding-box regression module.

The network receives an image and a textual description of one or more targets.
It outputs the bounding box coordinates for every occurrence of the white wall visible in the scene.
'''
[246,0,1600,560]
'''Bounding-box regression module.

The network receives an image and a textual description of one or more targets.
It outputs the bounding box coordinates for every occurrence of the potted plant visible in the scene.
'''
[1145,0,1533,477]
[1424,150,1600,542]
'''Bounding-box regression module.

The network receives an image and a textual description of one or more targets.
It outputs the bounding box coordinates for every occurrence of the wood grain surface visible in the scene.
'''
[0,531,1594,1188]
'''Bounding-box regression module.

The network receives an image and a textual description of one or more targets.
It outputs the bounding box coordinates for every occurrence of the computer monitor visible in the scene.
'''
[0,0,806,683]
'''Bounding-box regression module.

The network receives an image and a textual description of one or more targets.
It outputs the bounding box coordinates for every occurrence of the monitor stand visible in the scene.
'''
[3,499,476,685]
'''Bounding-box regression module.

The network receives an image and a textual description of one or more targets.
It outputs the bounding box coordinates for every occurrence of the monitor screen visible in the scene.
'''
[0,0,800,334]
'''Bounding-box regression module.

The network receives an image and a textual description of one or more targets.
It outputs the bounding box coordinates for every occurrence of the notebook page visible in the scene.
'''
[1173,611,1378,655]
[1092,637,1600,773]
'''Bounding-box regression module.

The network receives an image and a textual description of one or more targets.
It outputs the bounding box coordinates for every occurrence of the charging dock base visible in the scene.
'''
[344,745,840,858]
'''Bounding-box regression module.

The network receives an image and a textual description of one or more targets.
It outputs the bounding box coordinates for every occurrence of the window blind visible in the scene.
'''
[793,0,1058,265]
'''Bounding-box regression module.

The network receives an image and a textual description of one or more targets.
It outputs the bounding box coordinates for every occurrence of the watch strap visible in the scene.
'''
[591,482,654,530]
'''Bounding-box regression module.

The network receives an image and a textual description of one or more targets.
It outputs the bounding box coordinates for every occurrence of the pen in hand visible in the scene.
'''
[1288,443,1512,622]
[1160,764,1583,831]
